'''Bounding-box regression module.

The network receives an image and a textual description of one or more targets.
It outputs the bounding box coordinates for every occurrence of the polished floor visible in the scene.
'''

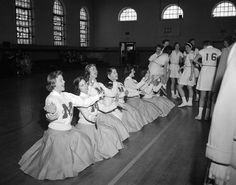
[0,69,210,185]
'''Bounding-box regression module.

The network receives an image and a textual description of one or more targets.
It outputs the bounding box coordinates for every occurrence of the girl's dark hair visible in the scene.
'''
[106,67,116,76]
[73,76,85,95]
[46,70,63,92]
[162,45,173,55]
[223,36,233,46]
[124,64,135,77]
[203,40,211,47]
[174,42,180,47]
[155,44,162,49]
[84,64,96,82]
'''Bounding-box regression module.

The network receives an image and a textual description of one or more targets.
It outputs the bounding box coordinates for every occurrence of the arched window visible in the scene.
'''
[15,0,33,44]
[212,1,236,17]
[118,8,137,21]
[80,7,89,47]
[162,5,183,20]
[53,0,65,46]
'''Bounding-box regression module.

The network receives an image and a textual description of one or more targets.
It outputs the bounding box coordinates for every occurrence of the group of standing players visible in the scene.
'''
[148,38,223,121]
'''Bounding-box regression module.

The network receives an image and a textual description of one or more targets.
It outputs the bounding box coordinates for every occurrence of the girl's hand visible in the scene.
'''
[209,163,230,185]
[90,115,97,122]
[118,102,126,109]
[189,75,193,81]
[44,103,57,114]
[115,93,119,102]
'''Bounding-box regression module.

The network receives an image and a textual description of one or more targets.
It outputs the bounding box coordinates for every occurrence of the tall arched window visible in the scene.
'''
[118,8,137,21]
[212,1,236,17]
[162,4,183,20]
[80,7,89,47]
[53,0,65,46]
[15,0,33,44]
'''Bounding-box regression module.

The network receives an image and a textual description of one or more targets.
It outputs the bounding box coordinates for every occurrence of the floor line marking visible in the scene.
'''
[107,115,177,185]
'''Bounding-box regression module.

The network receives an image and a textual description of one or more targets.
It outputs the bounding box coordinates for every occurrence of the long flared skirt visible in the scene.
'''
[97,113,129,141]
[19,128,95,180]
[121,103,145,132]
[126,97,162,124]
[143,96,175,117]
[75,123,123,161]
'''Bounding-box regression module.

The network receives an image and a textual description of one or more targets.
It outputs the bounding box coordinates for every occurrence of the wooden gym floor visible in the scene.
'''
[0,69,210,185]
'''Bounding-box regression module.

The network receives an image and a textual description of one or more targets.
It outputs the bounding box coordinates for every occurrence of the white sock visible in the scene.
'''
[175,91,179,96]
[196,93,199,99]
[205,108,210,118]
[188,97,193,103]
[171,90,175,96]
[181,96,187,103]
[198,107,203,117]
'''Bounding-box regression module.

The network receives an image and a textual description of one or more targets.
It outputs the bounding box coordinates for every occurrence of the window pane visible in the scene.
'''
[15,0,33,44]
[212,1,236,17]
[80,8,89,47]
[53,0,65,46]
[119,8,137,21]
[162,5,183,20]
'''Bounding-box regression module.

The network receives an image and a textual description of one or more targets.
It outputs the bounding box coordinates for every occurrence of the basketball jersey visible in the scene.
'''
[199,46,221,67]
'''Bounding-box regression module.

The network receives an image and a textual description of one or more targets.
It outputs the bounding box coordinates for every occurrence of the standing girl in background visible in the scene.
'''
[194,40,221,120]
[189,38,200,101]
[169,42,183,99]
[177,43,196,107]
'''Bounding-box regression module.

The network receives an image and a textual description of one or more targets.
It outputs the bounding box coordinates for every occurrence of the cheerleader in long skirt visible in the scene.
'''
[84,64,129,141]
[106,67,145,132]
[124,65,162,124]
[140,71,175,117]
[18,71,102,180]
[73,77,123,161]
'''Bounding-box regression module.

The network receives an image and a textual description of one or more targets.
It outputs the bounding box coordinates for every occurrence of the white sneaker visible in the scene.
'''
[172,94,177,99]
[204,114,210,120]
[178,102,187,107]
[186,101,192,106]
[195,115,202,120]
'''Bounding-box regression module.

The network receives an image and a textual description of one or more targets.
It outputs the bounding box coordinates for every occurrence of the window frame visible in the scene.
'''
[118,7,137,22]
[53,0,65,46]
[161,4,184,20]
[212,1,236,17]
[80,7,89,47]
[15,0,34,45]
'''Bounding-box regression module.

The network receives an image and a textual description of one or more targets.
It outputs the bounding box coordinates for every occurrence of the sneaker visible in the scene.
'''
[204,114,210,120]
[178,102,187,107]
[195,115,202,120]
[186,101,192,106]
[171,94,177,99]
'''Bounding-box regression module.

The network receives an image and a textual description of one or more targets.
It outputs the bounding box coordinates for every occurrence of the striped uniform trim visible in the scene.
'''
[211,160,230,166]
[202,65,216,67]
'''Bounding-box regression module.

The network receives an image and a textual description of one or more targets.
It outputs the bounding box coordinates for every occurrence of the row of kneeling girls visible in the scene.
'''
[18,64,175,180]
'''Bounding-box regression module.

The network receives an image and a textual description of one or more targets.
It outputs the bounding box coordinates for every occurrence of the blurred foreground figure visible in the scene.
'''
[206,43,236,185]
